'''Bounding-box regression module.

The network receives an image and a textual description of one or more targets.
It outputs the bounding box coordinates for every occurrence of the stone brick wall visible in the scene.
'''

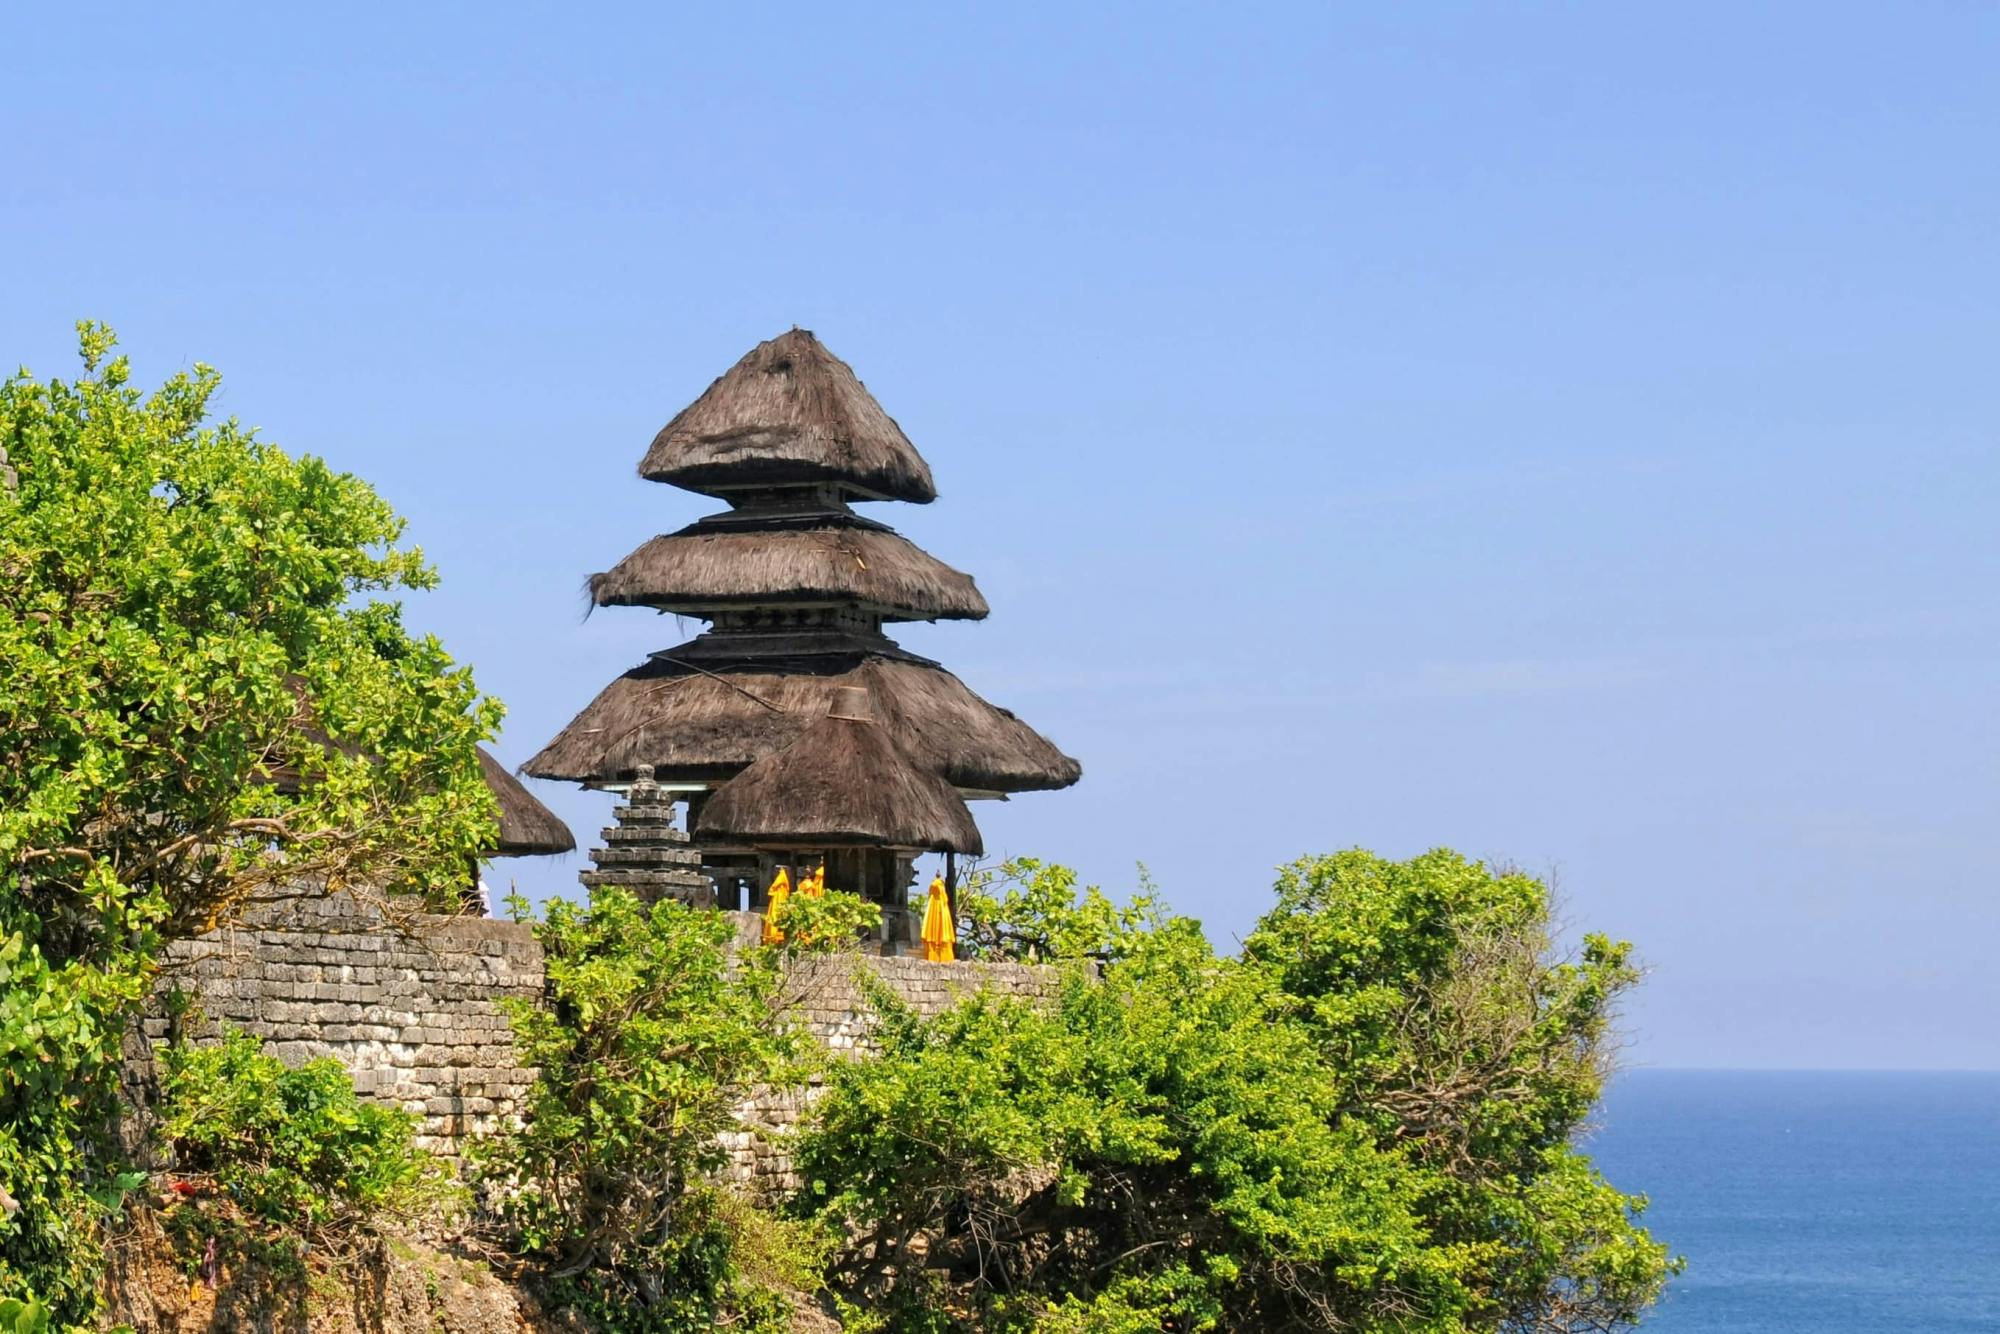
[141,895,1061,1176]
[144,894,544,1154]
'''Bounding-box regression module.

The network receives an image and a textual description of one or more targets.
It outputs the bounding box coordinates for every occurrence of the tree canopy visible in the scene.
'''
[0,325,498,1321]
[798,851,1675,1332]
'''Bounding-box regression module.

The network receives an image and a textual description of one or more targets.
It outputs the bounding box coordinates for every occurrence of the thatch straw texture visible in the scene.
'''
[696,712,983,854]
[589,525,988,621]
[478,747,577,857]
[639,329,938,503]
[524,657,1081,794]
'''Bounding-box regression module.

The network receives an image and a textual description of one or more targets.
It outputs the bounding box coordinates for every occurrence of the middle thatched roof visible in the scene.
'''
[695,694,983,854]
[589,523,988,622]
[524,655,1081,794]
[638,329,938,503]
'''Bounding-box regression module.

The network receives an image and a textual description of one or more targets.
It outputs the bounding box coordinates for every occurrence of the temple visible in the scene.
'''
[525,329,1080,944]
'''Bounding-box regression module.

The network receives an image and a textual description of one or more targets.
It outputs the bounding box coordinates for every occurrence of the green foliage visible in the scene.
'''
[157,1030,448,1237]
[0,934,133,1319]
[768,886,882,956]
[1241,849,1677,1330]
[478,887,820,1330]
[798,850,1676,1332]
[0,1296,50,1334]
[0,324,500,1323]
[955,857,1174,962]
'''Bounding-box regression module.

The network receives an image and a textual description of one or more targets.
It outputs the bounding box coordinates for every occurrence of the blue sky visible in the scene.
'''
[4,5,1995,1069]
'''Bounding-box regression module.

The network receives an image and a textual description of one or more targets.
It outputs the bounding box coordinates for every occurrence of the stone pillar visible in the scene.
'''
[578,765,711,905]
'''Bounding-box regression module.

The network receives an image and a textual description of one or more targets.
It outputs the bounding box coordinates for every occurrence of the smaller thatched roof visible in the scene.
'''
[478,748,576,857]
[590,524,988,622]
[696,688,982,854]
[640,329,938,503]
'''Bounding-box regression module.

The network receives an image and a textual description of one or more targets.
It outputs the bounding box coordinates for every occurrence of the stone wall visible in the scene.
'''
[146,894,544,1154]
[142,895,1060,1172]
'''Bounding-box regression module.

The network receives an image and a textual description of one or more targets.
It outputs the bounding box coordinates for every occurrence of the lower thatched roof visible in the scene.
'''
[478,748,577,857]
[590,524,987,622]
[695,709,983,854]
[523,656,1081,794]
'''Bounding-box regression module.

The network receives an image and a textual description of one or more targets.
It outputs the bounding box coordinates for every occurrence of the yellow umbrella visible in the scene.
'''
[920,874,956,963]
[802,863,826,898]
[761,868,792,945]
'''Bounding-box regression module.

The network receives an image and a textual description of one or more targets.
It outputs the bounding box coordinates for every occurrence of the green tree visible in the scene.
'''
[0,324,500,1321]
[478,886,862,1331]
[955,857,1170,963]
[797,851,1675,1332]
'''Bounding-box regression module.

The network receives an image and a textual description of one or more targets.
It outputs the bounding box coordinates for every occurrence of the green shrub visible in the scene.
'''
[0,1295,54,1334]
[798,850,1677,1332]
[478,887,828,1331]
[157,1030,447,1237]
[955,857,1169,962]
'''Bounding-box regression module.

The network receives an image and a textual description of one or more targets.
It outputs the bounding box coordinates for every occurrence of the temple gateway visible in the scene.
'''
[525,330,1080,947]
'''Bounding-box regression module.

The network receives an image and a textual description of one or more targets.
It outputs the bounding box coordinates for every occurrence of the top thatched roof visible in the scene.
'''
[639,330,938,503]
[695,690,983,854]
[589,522,988,622]
[478,748,577,857]
[524,655,1081,795]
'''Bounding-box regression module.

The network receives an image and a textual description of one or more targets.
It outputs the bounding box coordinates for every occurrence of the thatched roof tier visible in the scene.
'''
[639,329,937,503]
[696,703,983,855]
[523,656,1081,794]
[479,748,577,857]
[589,524,988,622]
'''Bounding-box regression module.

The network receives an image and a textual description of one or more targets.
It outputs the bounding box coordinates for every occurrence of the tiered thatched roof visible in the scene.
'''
[696,690,982,854]
[478,748,576,857]
[524,655,1079,794]
[640,329,937,503]
[537,328,1079,870]
[589,523,987,622]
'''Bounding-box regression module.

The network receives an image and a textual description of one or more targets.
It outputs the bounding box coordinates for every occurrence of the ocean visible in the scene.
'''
[1586,1070,2000,1333]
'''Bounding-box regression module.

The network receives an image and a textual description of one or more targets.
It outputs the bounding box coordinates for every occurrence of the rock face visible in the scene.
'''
[100,1210,570,1334]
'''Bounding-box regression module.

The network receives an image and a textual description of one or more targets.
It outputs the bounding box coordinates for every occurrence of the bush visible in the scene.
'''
[157,1030,447,1240]
[954,857,1166,963]
[797,850,1677,1332]
[478,887,837,1331]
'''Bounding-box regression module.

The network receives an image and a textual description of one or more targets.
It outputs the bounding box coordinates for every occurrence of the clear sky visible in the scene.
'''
[4,5,1994,1070]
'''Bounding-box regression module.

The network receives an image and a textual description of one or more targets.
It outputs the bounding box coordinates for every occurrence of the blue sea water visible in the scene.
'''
[1586,1070,2000,1333]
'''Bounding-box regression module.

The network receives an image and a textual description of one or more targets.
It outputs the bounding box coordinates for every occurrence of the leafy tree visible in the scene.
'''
[0,325,499,1321]
[478,886,865,1331]
[955,857,1172,963]
[797,851,1675,1332]
[1241,849,1671,1331]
